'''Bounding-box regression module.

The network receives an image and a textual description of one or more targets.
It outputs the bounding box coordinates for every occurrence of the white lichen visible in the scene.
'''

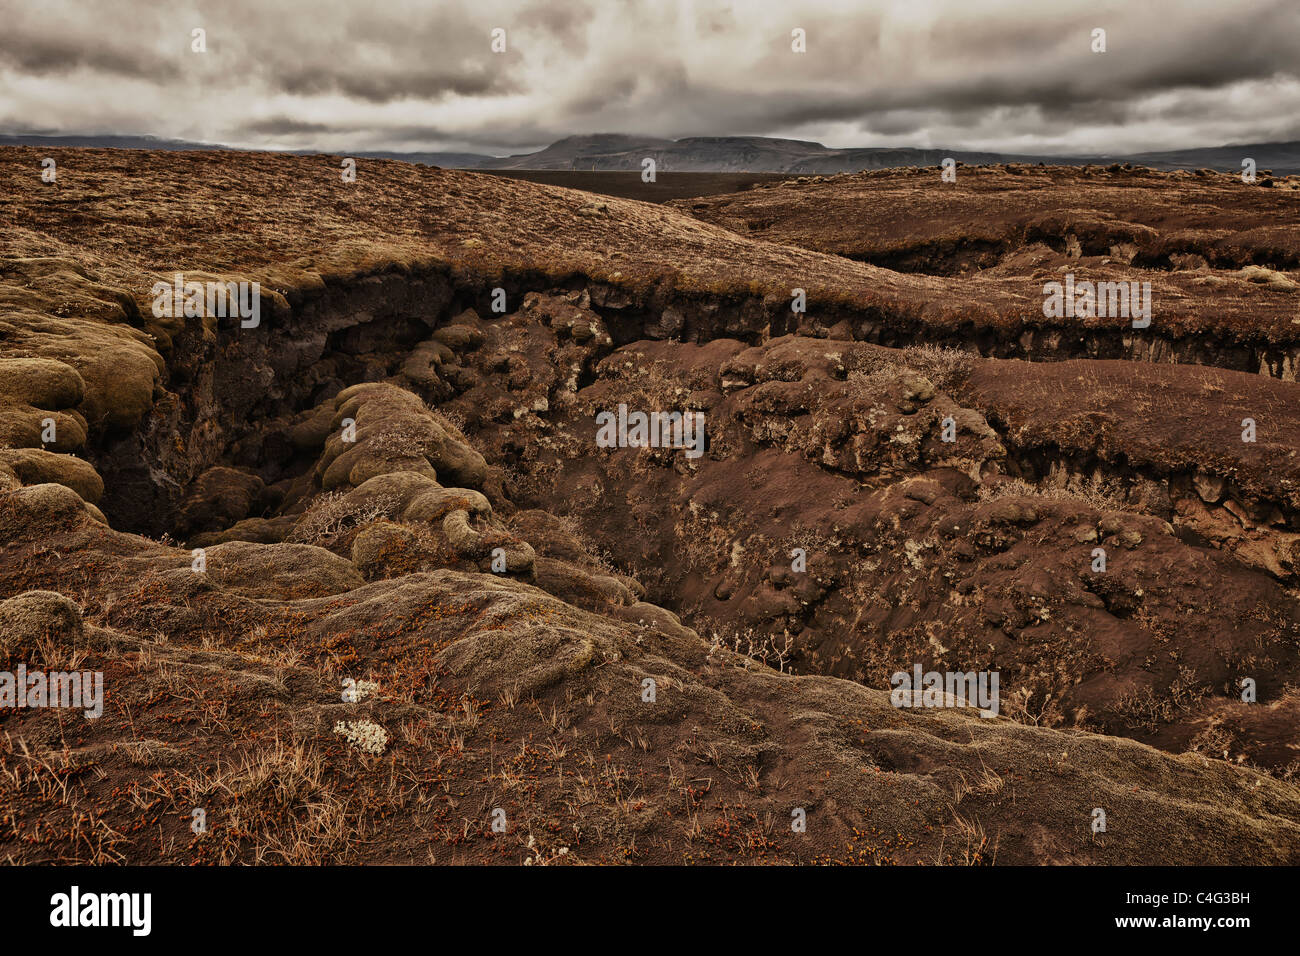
[333,719,389,755]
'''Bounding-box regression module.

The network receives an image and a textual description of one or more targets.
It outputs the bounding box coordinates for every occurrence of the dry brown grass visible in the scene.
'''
[286,490,401,545]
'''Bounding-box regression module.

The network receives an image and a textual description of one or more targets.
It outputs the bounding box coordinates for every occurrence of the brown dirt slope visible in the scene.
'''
[672,164,1300,274]
[673,163,1300,368]
[3,420,1300,865]
[2,148,1300,864]
[426,312,1300,774]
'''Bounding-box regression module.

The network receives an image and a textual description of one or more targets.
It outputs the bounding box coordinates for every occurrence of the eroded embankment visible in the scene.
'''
[66,258,1300,779]
[44,262,1300,628]
[673,163,1300,379]
[346,311,1300,775]
[19,270,1300,865]
[82,272,1299,545]
[4,171,1299,775]
[6,245,1296,628]
[7,153,1300,865]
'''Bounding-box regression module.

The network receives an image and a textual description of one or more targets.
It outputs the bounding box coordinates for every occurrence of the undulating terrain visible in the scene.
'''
[2,148,1300,864]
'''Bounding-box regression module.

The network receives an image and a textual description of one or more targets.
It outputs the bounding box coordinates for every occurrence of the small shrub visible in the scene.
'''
[900,344,974,390]
[287,491,401,545]
[367,425,430,459]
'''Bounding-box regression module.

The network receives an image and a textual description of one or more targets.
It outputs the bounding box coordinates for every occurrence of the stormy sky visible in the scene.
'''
[2,0,1299,156]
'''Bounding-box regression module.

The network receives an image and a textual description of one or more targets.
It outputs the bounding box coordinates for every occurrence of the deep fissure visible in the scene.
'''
[90,268,1300,605]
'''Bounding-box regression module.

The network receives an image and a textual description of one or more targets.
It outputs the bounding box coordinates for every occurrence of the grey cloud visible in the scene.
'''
[237,118,341,136]
[269,63,514,102]
[516,0,595,52]
[0,27,181,81]
[1,0,1299,156]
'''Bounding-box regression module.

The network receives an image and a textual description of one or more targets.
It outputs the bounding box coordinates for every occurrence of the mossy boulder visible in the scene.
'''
[200,541,365,598]
[0,357,86,409]
[0,590,85,661]
[0,448,104,503]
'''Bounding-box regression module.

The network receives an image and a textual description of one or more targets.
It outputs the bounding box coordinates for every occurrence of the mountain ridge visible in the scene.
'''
[4,131,1299,175]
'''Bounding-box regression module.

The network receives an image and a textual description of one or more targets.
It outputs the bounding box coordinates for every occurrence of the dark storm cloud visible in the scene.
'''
[0,15,181,81]
[728,1,1300,122]
[209,3,530,104]
[2,0,1299,155]
[238,118,341,136]
[909,10,1300,111]
[364,121,563,152]
[269,63,513,103]
[0,34,177,81]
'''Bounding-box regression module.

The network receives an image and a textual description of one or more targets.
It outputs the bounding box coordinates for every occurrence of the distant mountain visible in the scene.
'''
[0,133,497,169]
[481,134,1300,176]
[482,134,1067,173]
[1110,141,1300,176]
[4,131,1299,175]
[0,132,227,151]
[485,133,676,169]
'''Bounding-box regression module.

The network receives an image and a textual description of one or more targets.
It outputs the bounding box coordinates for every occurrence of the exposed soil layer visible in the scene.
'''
[672,163,1300,274]
[477,170,793,203]
[2,149,1300,864]
[673,163,1300,376]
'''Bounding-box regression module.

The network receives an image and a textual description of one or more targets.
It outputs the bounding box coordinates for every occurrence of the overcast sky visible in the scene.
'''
[3,0,1299,156]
